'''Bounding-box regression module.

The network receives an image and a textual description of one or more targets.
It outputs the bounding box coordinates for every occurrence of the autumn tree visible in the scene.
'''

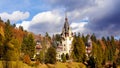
[0,27,4,59]
[2,20,21,68]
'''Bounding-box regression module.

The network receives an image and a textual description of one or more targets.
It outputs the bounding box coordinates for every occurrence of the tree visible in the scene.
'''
[3,20,14,60]
[45,46,56,64]
[36,50,44,63]
[0,27,4,59]
[91,33,97,43]
[66,53,69,60]
[92,42,103,67]
[2,20,21,68]
[116,52,120,65]
[45,32,51,40]
[21,34,36,58]
[54,34,61,42]
[19,26,23,31]
[71,36,86,62]
[12,23,16,28]
[78,32,81,37]
[61,53,66,62]
[87,56,96,68]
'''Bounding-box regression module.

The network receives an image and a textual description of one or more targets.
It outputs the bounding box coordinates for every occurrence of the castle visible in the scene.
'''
[56,16,93,61]
[56,15,73,61]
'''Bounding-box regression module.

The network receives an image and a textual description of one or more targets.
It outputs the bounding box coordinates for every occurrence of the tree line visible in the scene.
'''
[0,18,120,68]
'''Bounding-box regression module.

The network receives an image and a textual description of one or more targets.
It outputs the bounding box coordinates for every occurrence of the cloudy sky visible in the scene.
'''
[0,0,120,38]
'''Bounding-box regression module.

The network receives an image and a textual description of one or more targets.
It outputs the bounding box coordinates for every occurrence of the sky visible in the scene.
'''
[0,0,120,38]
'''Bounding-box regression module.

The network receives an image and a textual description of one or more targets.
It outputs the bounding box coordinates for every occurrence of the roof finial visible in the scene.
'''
[65,12,68,21]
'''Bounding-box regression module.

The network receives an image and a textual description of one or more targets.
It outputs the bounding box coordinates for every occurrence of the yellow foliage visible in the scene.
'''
[0,27,4,38]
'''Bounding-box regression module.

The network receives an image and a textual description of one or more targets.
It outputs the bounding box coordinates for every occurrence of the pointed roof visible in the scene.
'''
[63,14,70,33]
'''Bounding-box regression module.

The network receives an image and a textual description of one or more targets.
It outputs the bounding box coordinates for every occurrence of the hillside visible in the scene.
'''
[0,19,120,68]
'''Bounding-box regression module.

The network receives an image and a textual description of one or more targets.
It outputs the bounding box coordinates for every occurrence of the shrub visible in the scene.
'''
[23,55,31,64]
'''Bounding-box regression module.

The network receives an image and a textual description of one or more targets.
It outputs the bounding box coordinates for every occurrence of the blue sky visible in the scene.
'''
[0,0,120,38]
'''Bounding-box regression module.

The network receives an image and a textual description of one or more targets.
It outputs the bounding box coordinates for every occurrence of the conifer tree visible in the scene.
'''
[45,46,56,64]
[71,35,86,62]
[21,34,36,58]
[61,53,66,62]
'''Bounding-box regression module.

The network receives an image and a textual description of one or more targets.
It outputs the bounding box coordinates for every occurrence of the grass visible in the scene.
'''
[0,61,86,68]
[55,62,67,68]
[6,61,120,68]
[0,61,33,68]
[55,62,86,68]
[1,61,120,68]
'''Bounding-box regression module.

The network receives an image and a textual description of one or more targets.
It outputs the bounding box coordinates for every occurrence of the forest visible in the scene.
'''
[0,18,120,68]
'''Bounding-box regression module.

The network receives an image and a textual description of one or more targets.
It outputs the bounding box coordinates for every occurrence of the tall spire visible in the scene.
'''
[65,12,68,21]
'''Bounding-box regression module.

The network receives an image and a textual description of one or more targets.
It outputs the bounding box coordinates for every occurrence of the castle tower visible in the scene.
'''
[61,15,73,55]
[56,14,73,61]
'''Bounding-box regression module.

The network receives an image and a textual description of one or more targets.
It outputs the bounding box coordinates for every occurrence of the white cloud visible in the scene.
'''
[16,21,30,30]
[70,21,88,33]
[0,11,29,22]
[31,11,62,25]
[17,10,63,35]
[17,10,89,36]
[70,17,89,33]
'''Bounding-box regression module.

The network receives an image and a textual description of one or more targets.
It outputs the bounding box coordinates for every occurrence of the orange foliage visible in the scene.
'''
[23,55,31,64]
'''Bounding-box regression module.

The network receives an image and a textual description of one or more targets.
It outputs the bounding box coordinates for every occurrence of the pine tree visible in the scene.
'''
[92,42,103,67]
[21,34,36,58]
[66,53,69,60]
[45,32,51,40]
[91,33,97,43]
[45,46,56,64]
[71,35,86,62]
[61,53,66,62]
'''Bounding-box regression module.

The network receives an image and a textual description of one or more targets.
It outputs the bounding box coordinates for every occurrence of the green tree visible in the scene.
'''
[91,33,97,43]
[21,34,36,58]
[37,50,44,63]
[92,42,103,68]
[12,23,16,28]
[45,32,51,40]
[61,53,66,62]
[45,46,56,64]
[54,34,61,42]
[116,52,120,65]
[19,26,24,31]
[71,36,86,62]
[66,53,69,60]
